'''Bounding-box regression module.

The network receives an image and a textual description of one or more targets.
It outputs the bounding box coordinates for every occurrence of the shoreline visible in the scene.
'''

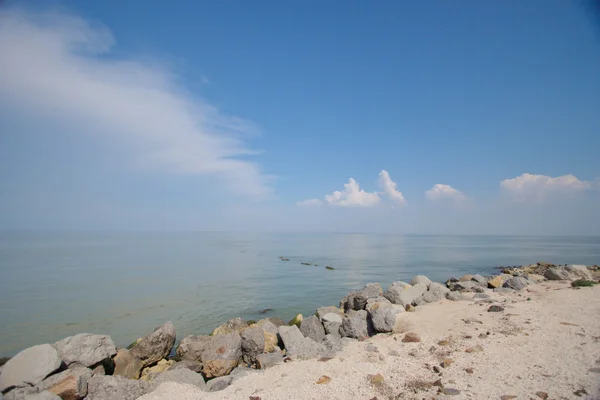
[1,262,599,399]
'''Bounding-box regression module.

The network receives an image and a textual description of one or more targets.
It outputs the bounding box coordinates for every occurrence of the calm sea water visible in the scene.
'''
[0,231,599,356]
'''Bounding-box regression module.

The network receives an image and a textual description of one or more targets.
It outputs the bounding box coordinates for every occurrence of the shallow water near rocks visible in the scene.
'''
[0,231,598,356]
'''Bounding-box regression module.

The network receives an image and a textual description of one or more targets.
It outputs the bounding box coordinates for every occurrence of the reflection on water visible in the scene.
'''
[0,232,599,355]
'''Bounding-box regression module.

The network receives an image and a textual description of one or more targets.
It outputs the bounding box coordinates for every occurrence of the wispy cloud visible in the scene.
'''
[0,9,271,197]
[425,184,466,201]
[500,173,595,201]
[296,199,323,207]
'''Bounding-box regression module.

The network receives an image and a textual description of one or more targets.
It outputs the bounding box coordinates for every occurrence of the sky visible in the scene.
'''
[0,0,599,234]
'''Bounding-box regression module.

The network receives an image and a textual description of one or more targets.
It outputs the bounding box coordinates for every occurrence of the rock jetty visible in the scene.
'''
[0,263,598,399]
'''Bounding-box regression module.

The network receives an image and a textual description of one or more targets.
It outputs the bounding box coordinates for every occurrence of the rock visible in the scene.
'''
[256,353,283,369]
[535,392,549,399]
[493,287,514,293]
[500,396,517,400]
[255,319,278,336]
[316,306,343,319]
[91,364,105,376]
[402,332,421,343]
[0,344,62,392]
[241,326,265,363]
[385,283,428,306]
[465,367,474,374]
[440,359,454,368]
[340,310,369,339]
[487,305,504,312]
[136,381,204,400]
[278,325,326,359]
[405,304,415,312]
[413,282,449,306]
[322,334,343,351]
[471,274,488,285]
[39,364,92,400]
[459,274,474,282]
[448,281,485,293]
[369,373,384,385]
[565,265,593,280]
[367,298,404,333]
[321,313,343,337]
[288,314,303,328]
[382,282,410,304]
[210,318,249,336]
[544,268,571,280]
[53,334,116,367]
[410,275,432,287]
[3,386,40,400]
[342,283,383,311]
[465,345,484,353]
[205,376,232,392]
[487,276,503,289]
[170,360,203,374]
[140,359,175,381]
[86,375,149,400]
[445,291,465,301]
[113,349,143,380]
[524,273,545,282]
[266,317,287,327]
[365,345,378,353]
[175,335,211,362]
[300,315,326,343]
[262,331,278,354]
[440,387,461,395]
[503,276,529,291]
[129,322,176,368]
[152,368,205,390]
[316,375,331,384]
[25,392,61,400]
[201,333,242,378]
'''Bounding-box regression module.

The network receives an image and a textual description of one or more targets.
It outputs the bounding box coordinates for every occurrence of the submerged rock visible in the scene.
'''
[129,322,176,368]
[0,344,62,392]
[53,334,116,367]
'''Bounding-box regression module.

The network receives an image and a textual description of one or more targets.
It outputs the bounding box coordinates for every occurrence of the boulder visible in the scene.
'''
[240,327,265,363]
[503,276,529,291]
[39,364,92,400]
[205,376,233,392]
[471,274,488,285]
[487,276,503,289]
[175,336,211,362]
[210,318,249,336]
[524,273,545,283]
[341,283,383,311]
[86,375,149,400]
[278,325,326,359]
[256,353,283,369]
[254,319,278,353]
[413,282,450,306]
[445,291,465,301]
[316,306,343,319]
[385,283,428,306]
[448,281,484,293]
[24,392,61,400]
[321,313,343,337]
[113,349,143,380]
[0,344,62,392]
[544,268,571,280]
[201,333,242,378]
[255,319,278,336]
[265,317,287,327]
[340,310,369,339]
[3,386,39,400]
[53,334,116,367]
[300,315,326,343]
[169,360,202,374]
[152,368,205,390]
[565,265,593,280]
[129,322,176,368]
[459,274,474,282]
[368,302,404,333]
[288,314,303,328]
[410,275,432,287]
[140,360,175,382]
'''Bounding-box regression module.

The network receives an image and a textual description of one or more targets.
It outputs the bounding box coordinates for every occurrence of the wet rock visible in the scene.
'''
[241,326,265,364]
[342,283,383,311]
[402,332,421,343]
[321,313,343,337]
[54,334,116,367]
[87,375,149,400]
[487,305,505,312]
[206,375,232,392]
[39,364,92,400]
[113,349,143,380]
[175,335,211,362]
[278,325,326,359]
[300,315,326,343]
[340,310,369,339]
[201,333,242,378]
[445,291,465,301]
[256,353,283,369]
[487,276,503,289]
[129,322,176,368]
[0,344,62,392]
[544,268,571,281]
[152,368,205,390]
[410,275,432,287]
[210,318,249,336]
[503,276,529,291]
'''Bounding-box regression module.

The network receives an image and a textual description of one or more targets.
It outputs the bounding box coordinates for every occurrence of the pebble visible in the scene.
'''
[463,318,483,324]
[440,387,461,396]
[500,396,517,400]
[440,359,454,368]
[365,345,379,353]
[402,332,421,343]
[487,305,505,312]
[432,379,443,387]
[369,373,384,385]
[316,375,331,384]
[535,392,549,399]
[388,350,400,357]
[378,354,385,361]
[433,366,441,374]
[465,367,474,374]
[465,345,484,353]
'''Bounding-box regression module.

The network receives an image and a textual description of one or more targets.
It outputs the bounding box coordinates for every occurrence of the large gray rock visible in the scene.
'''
[3,386,40,400]
[322,334,343,351]
[471,274,488,285]
[386,283,428,306]
[53,334,116,367]
[175,336,211,362]
[129,322,176,368]
[205,375,233,392]
[445,291,465,301]
[300,316,326,343]
[38,363,92,399]
[447,281,485,293]
[316,306,343,319]
[340,310,369,339]
[256,353,283,369]
[341,283,383,311]
[278,325,326,359]
[0,344,62,391]
[321,313,343,337]
[169,360,203,374]
[383,282,411,304]
[410,275,432,287]
[503,276,530,291]
[113,348,143,380]
[368,302,404,333]
[152,368,205,390]
[255,319,278,336]
[544,268,571,280]
[201,333,242,378]
[565,265,593,280]
[87,375,149,400]
[240,327,265,363]
[413,282,450,306]
[210,318,249,336]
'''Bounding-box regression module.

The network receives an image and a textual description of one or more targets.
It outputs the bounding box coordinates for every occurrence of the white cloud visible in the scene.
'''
[0,9,271,197]
[325,178,381,207]
[378,170,406,205]
[296,199,323,207]
[426,184,466,201]
[500,173,594,201]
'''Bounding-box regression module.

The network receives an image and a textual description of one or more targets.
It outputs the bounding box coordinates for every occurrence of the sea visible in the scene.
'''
[1,231,599,356]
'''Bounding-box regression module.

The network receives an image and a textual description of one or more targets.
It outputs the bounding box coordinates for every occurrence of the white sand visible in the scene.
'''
[140,281,600,400]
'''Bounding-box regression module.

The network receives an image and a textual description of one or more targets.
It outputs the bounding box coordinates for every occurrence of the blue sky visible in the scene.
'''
[0,0,599,234]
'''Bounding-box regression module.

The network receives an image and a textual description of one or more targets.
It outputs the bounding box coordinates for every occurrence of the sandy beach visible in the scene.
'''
[143,280,600,400]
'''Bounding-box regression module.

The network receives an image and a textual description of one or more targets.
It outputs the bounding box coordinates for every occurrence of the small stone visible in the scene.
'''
[206,375,232,392]
[366,345,379,352]
[369,373,384,385]
[487,305,505,312]
[433,365,441,373]
[535,392,549,399]
[573,389,588,397]
[440,387,460,395]
[500,396,517,400]
[316,375,331,384]
[478,333,487,339]
[463,318,483,324]
[378,354,385,361]
[402,332,421,343]
[388,350,400,357]
[465,345,484,353]
[437,340,451,346]
[465,367,474,374]
[432,379,443,387]
[589,368,600,373]
[440,359,454,368]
